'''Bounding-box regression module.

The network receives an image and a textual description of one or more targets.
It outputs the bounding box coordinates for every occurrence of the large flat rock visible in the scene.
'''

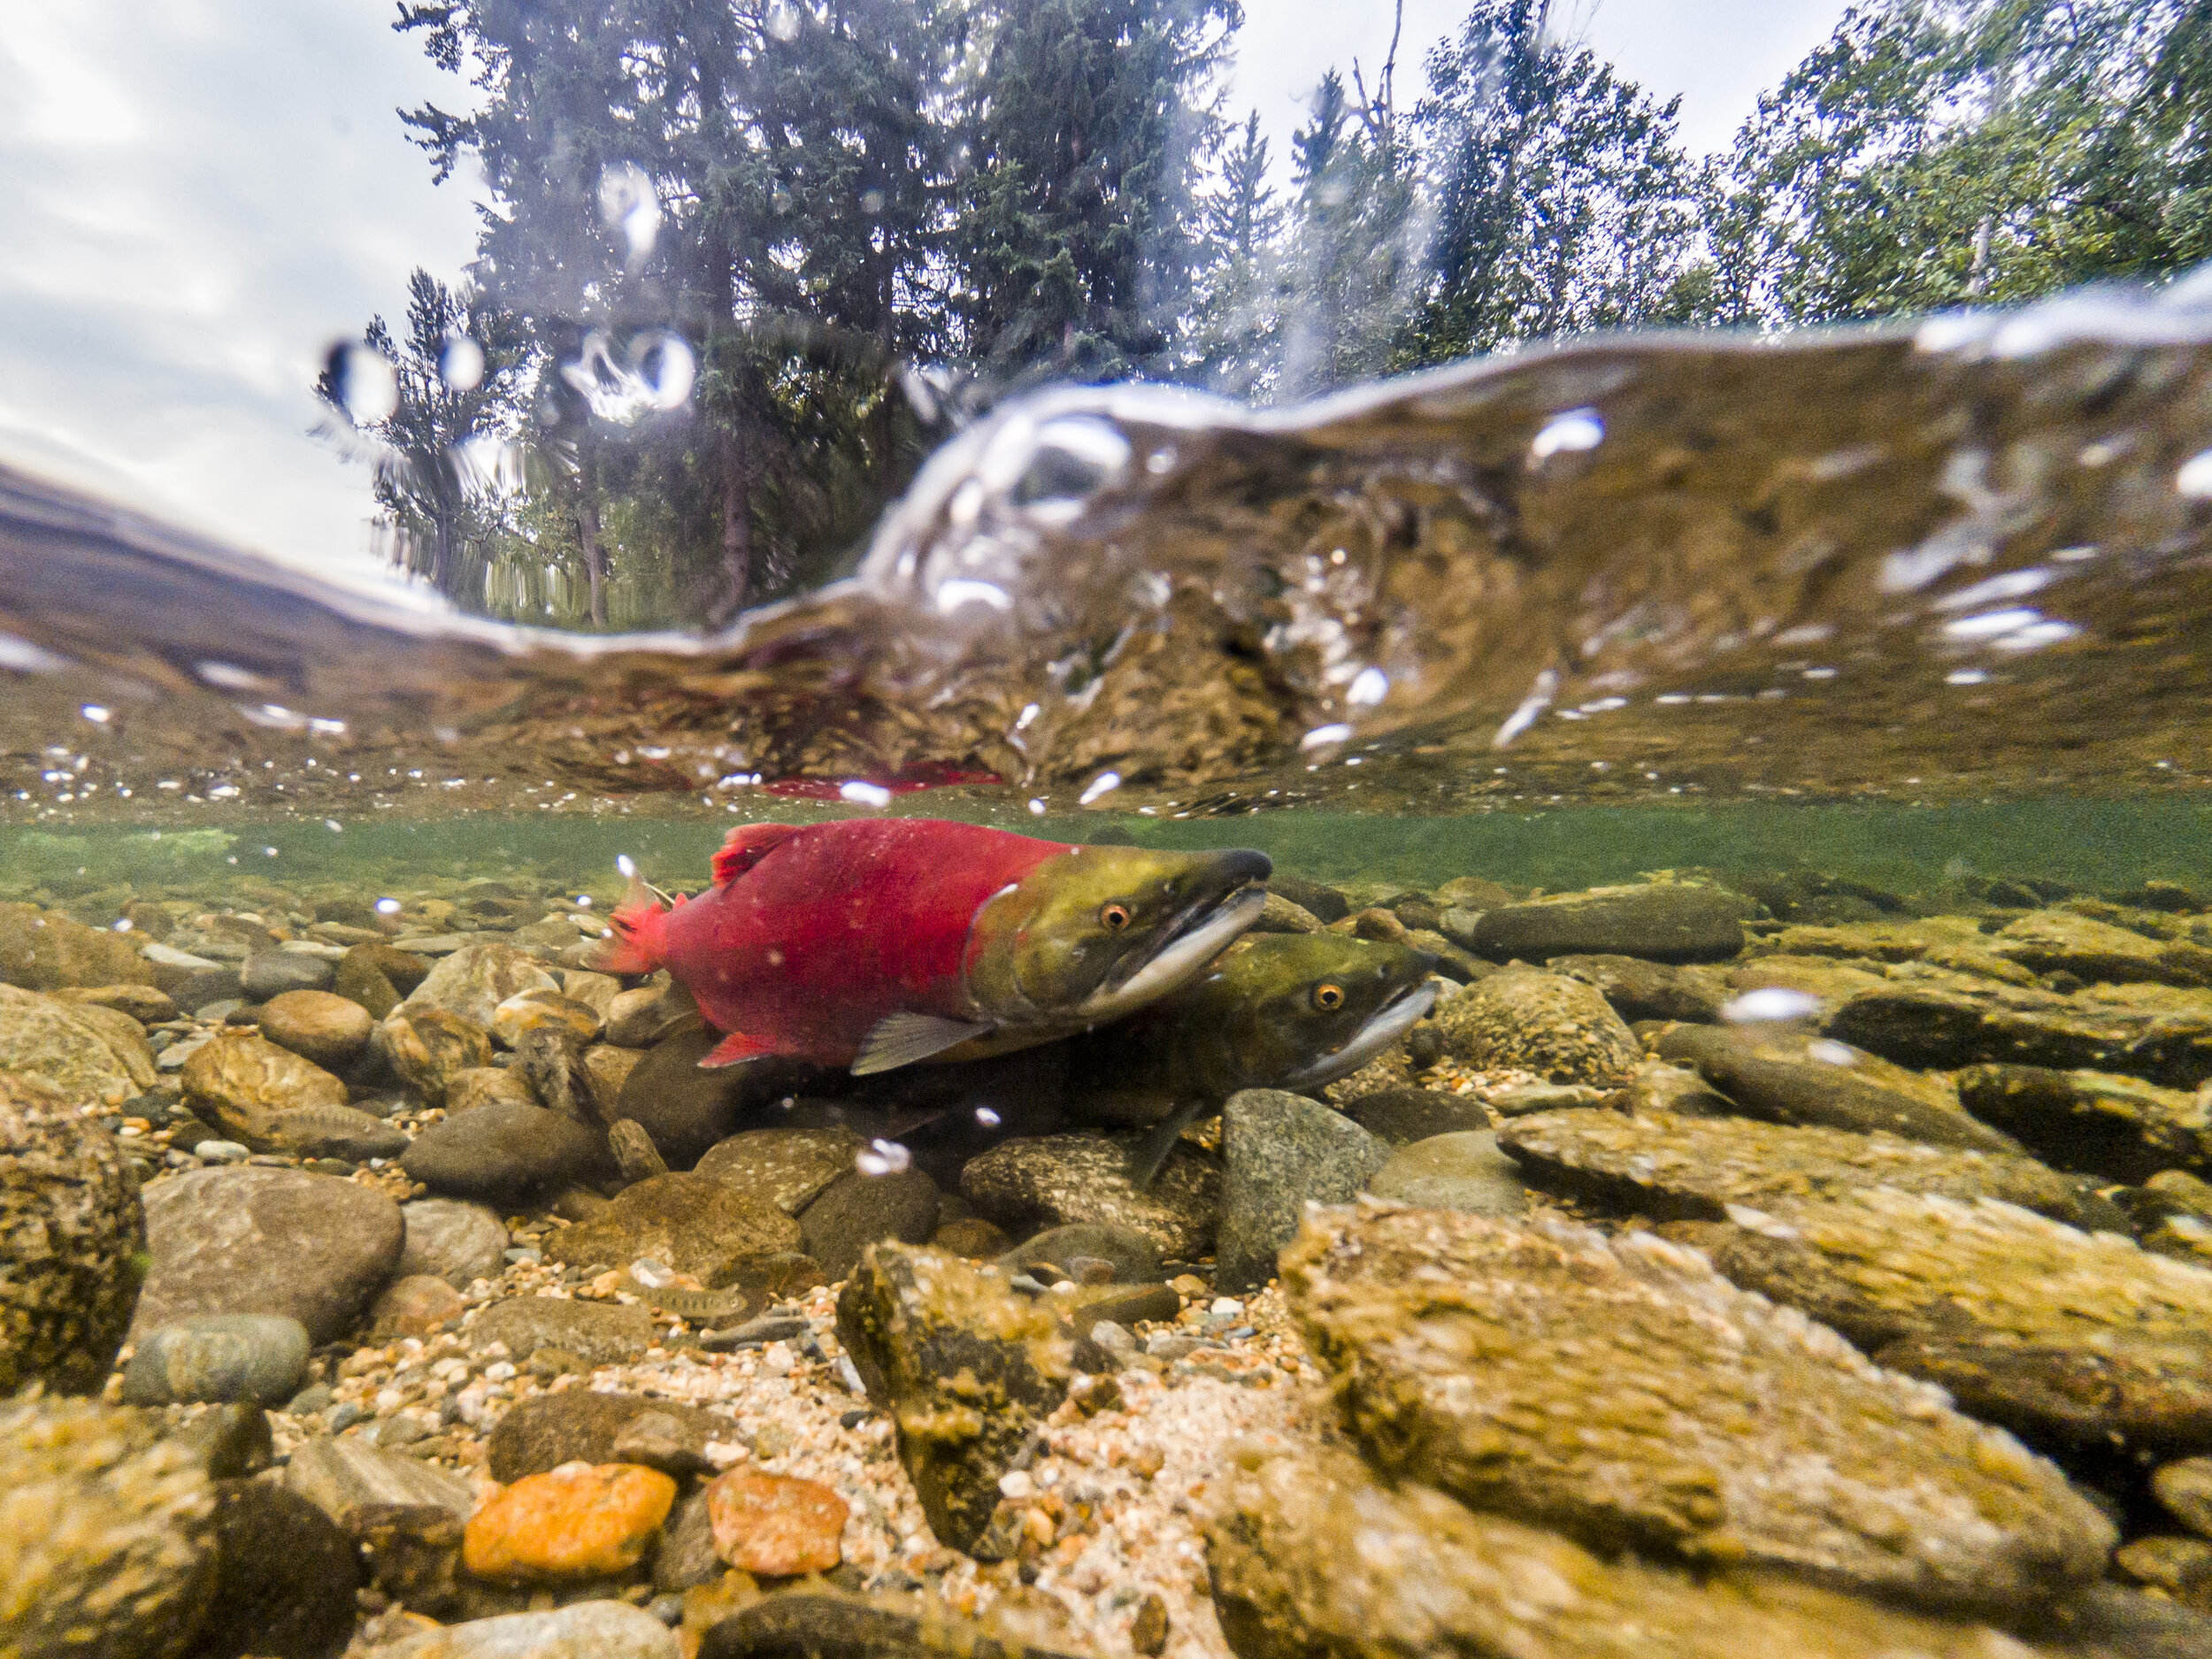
[1282,1202,2113,1612]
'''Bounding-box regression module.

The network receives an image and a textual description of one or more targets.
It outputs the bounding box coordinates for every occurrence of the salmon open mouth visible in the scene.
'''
[1077,875,1271,1023]
[1278,977,1441,1093]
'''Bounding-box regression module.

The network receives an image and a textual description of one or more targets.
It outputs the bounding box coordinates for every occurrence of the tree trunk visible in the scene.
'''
[719,421,752,624]
[575,449,608,629]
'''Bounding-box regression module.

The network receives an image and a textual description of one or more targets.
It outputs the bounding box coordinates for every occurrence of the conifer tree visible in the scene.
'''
[1188,111,1286,395]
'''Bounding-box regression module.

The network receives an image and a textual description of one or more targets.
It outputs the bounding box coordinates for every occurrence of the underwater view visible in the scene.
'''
[6,0,2212,1655]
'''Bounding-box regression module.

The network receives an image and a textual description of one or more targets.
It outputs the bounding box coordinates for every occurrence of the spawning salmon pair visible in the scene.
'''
[594,818,1276,1074]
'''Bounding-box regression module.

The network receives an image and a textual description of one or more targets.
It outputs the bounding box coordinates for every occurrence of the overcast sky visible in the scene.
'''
[0,0,1848,579]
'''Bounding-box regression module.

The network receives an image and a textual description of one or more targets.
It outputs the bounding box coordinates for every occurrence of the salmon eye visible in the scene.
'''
[1312,982,1345,1011]
[1100,902,1132,931]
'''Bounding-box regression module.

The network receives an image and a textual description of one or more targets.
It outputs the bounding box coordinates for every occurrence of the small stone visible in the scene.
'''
[704,1468,849,1576]
[492,988,603,1049]
[399,1100,613,1205]
[365,1274,468,1338]
[1548,954,1732,1023]
[2156,1457,2212,1539]
[651,1491,722,1593]
[608,1118,670,1185]
[191,1479,359,1659]
[961,1133,1218,1261]
[1336,1087,1494,1146]
[257,989,374,1071]
[379,1599,680,1659]
[0,1071,145,1394]
[1433,969,1641,1087]
[1485,1080,1609,1118]
[121,1314,311,1406]
[384,1007,495,1105]
[133,1165,403,1344]
[1217,1090,1390,1294]
[442,1064,540,1114]
[2116,1535,2212,1612]
[580,1044,646,1112]
[488,1392,733,1483]
[1364,1130,1529,1217]
[695,1126,868,1215]
[462,1463,676,1582]
[397,1198,510,1287]
[933,1217,1014,1257]
[344,1502,464,1614]
[470,1296,656,1367]
[604,981,703,1049]
[1128,1590,1170,1655]
[241,949,336,1001]
[799,1166,941,1282]
[541,1171,801,1283]
[284,1436,478,1524]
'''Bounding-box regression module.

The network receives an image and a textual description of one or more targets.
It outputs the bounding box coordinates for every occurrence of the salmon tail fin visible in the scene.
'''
[592,868,672,976]
[711,822,803,887]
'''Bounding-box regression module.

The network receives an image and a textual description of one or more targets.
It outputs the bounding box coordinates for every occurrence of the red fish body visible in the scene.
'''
[595,818,1271,1074]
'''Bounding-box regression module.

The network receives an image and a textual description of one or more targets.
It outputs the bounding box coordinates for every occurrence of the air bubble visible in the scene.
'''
[374,898,402,915]
[1079,772,1121,806]
[326,342,399,423]
[975,1107,1002,1127]
[1806,1039,1859,1066]
[1301,724,1353,750]
[617,854,638,879]
[764,0,800,40]
[80,704,111,724]
[596,161,662,264]
[2175,448,2212,498]
[840,781,894,808]
[856,1139,911,1176]
[1345,667,1389,707]
[1530,408,1603,460]
[1720,987,1821,1023]
[440,336,486,391]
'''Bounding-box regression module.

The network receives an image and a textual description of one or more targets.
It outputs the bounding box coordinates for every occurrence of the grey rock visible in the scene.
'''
[799,1166,941,1282]
[394,941,558,1031]
[651,1490,722,1592]
[133,1165,403,1344]
[695,1125,868,1215]
[121,1315,311,1406]
[469,1295,656,1365]
[0,1394,217,1659]
[192,1479,358,1659]
[1335,1086,1494,1147]
[961,1133,1218,1261]
[379,1601,680,1659]
[835,1243,1075,1553]
[399,1100,612,1205]
[398,1198,510,1287]
[607,1118,669,1185]
[283,1434,477,1524]
[1365,1130,1530,1217]
[1469,884,1750,964]
[486,1390,733,1482]
[1653,1023,2020,1151]
[1217,1090,1390,1293]
[603,980,703,1049]
[1548,954,1732,1023]
[996,1222,1164,1284]
[240,949,335,1001]
[614,1026,808,1167]
[1433,968,1642,1087]
[0,1070,145,1394]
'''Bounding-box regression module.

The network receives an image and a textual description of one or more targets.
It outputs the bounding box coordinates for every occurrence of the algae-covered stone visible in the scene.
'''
[1206,1442,2037,1659]
[695,1126,869,1215]
[488,1391,733,1483]
[1282,1202,2113,1611]
[1991,910,2212,988]
[0,1394,218,1659]
[1955,1064,2212,1182]
[1827,978,2212,1089]
[1652,1022,2018,1151]
[1681,1188,2212,1452]
[400,1100,611,1205]
[834,1242,1074,1553]
[961,1133,1218,1261]
[190,1479,358,1659]
[1498,1107,2124,1230]
[1432,968,1641,1087]
[698,1590,1092,1659]
[800,1166,942,1282]
[0,982,146,1105]
[0,902,159,991]
[1548,954,1731,1023]
[0,1070,145,1394]
[542,1171,801,1284]
[1466,884,1750,964]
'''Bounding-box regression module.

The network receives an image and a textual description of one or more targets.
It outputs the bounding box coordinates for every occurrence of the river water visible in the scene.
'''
[4,280,2211,902]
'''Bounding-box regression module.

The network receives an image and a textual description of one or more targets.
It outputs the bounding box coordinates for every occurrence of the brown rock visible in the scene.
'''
[488,1391,735,1483]
[695,1127,868,1215]
[580,1045,645,1113]
[399,941,559,1032]
[334,942,425,1019]
[257,990,374,1072]
[0,983,147,1105]
[704,1469,848,1576]
[442,1065,539,1114]
[0,902,157,990]
[604,981,702,1049]
[492,989,603,1049]
[180,1028,349,1150]
[2115,1535,2212,1612]
[344,1502,464,1614]
[365,1274,467,1338]
[53,984,177,1024]
[541,1172,801,1284]
[461,1463,676,1582]
[384,1008,495,1104]
[1432,968,1640,1087]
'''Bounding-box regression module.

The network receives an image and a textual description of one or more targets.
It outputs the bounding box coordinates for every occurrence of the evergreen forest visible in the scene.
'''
[319,0,2212,627]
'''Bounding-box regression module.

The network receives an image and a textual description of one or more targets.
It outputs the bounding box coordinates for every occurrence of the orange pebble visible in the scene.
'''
[705,1468,849,1576]
[463,1462,677,1581]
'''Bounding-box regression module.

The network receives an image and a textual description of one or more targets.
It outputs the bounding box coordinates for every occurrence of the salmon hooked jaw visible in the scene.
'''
[1076,880,1269,1024]
[1278,976,1440,1092]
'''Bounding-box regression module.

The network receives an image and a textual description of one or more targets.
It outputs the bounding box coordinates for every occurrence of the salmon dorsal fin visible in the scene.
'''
[851,1012,995,1076]
[699,1030,777,1068]
[711,823,804,887]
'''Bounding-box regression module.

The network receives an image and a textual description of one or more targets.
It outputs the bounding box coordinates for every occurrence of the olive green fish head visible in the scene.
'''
[964,844,1272,1029]
[1158,933,1440,1095]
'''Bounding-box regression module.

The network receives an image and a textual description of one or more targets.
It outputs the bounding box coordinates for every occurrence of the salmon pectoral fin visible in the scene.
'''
[851,1012,995,1076]
[710,823,804,887]
[699,1030,778,1069]
[1124,1100,1210,1189]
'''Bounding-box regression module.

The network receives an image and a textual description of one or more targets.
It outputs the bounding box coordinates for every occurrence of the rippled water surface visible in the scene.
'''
[6,284,2212,894]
